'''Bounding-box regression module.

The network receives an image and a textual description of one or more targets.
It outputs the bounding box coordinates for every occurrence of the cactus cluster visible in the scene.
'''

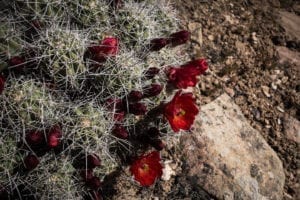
[0,0,208,199]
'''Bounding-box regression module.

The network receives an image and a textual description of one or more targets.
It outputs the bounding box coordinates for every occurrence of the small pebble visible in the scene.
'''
[261,86,271,97]
[276,106,284,113]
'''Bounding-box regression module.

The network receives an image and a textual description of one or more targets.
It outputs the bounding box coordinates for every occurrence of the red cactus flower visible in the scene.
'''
[149,38,168,51]
[113,111,125,122]
[130,151,163,187]
[144,67,160,79]
[112,125,129,139]
[24,154,39,171]
[163,91,199,132]
[47,125,62,148]
[142,84,163,98]
[87,154,101,169]
[88,37,119,63]
[31,20,42,29]
[0,185,8,200]
[25,130,44,146]
[167,59,208,89]
[169,30,190,46]
[128,90,143,102]
[8,56,25,67]
[181,59,208,74]
[80,169,94,181]
[128,102,147,115]
[105,98,124,111]
[86,176,102,190]
[0,75,5,94]
[111,0,123,9]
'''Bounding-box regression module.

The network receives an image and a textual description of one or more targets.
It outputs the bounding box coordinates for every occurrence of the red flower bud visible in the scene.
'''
[47,125,62,148]
[0,75,5,95]
[144,67,160,79]
[80,169,94,181]
[25,130,44,147]
[149,38,168,51]
[24,154,39,171]
[169,30,190,46]
[0,185,8,200]
[31,20,42,29]
[150,139,165,151]
[113,111,125,122]
[182,59,208,74]
[128,91,143,102]
[111,0,123,9]
[86,176,102,190]
[105,98,124,112]
[166,59,208,89]
[112,125,129,139]
[9,56,25,66]
[87,154,101,169]
[142,84,163,98]
[88,37,119,63]
[128,103,147,115]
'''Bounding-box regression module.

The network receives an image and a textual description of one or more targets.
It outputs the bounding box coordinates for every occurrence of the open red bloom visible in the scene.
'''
[88,37,119,63]
[163,91,199,132]
[0,75,5,94]
[167,58,208,89]
[130,151,163,187]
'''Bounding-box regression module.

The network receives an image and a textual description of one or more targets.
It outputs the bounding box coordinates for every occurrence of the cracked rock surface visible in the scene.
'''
[181,94,285,200]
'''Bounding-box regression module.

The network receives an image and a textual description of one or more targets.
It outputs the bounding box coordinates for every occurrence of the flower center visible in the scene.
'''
[176,108,186,117]
[141,163,150,172]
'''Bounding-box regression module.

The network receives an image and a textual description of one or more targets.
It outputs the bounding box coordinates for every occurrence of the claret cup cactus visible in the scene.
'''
[0,0,208,199]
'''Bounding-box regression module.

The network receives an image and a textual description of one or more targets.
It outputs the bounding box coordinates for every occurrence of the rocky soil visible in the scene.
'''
[102,0,299,199]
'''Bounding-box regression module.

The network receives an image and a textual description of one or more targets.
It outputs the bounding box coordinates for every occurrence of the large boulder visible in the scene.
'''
[180,94,285,200]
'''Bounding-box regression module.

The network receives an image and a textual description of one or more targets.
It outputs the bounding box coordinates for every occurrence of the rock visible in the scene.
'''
[162,160,176,181]
[261,86,271,97]
[283,115,300,143]
[271,82,277,90]
[251,32,258,44]
[224,87,235,97]
[276,46,300,67]
[208,35,214,41]
[276,106,284,113]
[225,56,234,65]
[277,11,300,41]
[180,94,285,200]
[188,22,203,46]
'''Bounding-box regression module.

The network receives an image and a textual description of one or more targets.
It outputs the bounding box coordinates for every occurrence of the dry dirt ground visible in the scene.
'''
[102,0,299,199]
[173,0,299,199]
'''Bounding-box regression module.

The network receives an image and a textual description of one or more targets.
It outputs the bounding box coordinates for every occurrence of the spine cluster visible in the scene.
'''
[0,0,207,199]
